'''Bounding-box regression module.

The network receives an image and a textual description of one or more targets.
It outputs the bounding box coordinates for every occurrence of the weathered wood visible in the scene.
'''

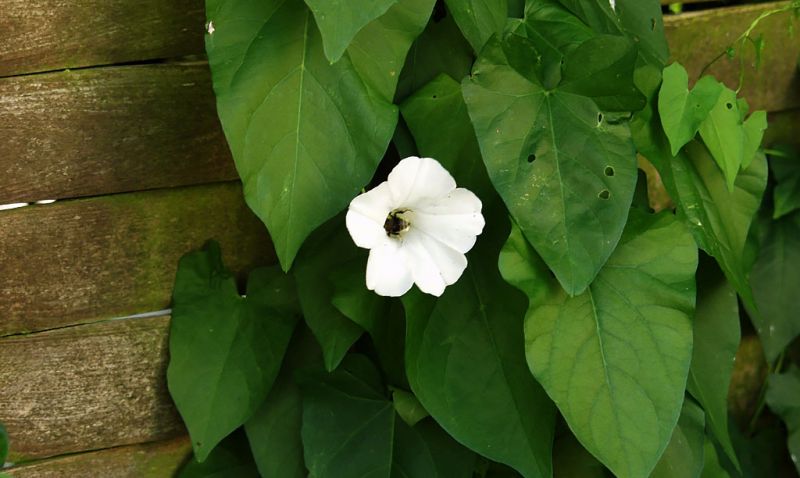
[0,182,273,335]
[4,436,191,477]
[665,1,800,113]
[765,109,800,149]
[0,64,237,205]
[0,0,205,77]
[0,316,184,461]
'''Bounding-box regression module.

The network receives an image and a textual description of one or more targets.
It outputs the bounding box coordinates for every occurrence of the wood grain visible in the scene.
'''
[665,1,800,113]
[0,0,205,77]
[4,436,191,477]
[0,64,237,205]
[0,182,273,336]
[0,316,185,461]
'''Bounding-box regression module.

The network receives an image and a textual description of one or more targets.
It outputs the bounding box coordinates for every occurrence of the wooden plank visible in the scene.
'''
[765,108,800,150]
[0,182,273,335]
[4,436,191,477]
[0,64,237,205]
[0,0,205,77]
[664,1,800,113]
[0,316,184,461]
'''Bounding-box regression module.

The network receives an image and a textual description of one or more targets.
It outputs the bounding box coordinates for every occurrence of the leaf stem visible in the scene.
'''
[747,350,786,435]
[698,3,800,85]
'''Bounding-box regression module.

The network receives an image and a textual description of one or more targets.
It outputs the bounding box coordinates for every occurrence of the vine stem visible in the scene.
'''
[747,350,786,435]
[698,2,800,91]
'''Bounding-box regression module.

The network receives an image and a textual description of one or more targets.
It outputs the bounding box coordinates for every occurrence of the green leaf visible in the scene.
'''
[178,430,260,478]
[740,110,766,170]
[245,328,321,478]
[463,32,638,295]
[501,210,697,478]
[301,355,396,478]
[700,438,730,478]
[686,262,740,469]
[0,423,7,465]
[651,399,705,478]
[415,420,477,478]
[168,242,299,461]
[556,0,669,67]
[658,63,723,156]
[644,138,767,313]
[304,0,398,63]
[404,209,555,478]
[294,219,364,371]
[750,212,800,361]
[401,74,492,196]
[771,150,800,219]
[560,34,645,112]
[766,367,800,475]
[444,0,507,53]
[395,15,474,102]
[393,389,429,427]
[206,0,432,269]
[698,88,746,192]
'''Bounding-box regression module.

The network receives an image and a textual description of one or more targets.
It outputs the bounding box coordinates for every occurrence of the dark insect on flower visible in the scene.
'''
[384,210,410,236]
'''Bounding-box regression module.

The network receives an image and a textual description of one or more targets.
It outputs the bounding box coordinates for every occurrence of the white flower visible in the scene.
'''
[346,156,485,297]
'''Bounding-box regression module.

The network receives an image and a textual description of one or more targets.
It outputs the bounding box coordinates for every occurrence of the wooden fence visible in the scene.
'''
[0,1,798,475]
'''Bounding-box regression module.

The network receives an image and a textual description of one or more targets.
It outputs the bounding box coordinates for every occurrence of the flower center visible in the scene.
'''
[384,209,411,237]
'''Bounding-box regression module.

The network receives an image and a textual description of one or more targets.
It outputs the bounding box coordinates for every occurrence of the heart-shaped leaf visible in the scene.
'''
[500,210,697,478]
[168,242,299,462]
[658,63,724,156]
[206,0,433,269]
[463,31,638,295]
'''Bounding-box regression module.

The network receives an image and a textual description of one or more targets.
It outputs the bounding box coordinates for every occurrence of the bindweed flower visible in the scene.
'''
[346,156,485,297]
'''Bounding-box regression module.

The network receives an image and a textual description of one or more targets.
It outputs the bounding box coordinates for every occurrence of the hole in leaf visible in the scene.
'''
[597,113,604,124]
[648,207,656,214]
[604,166,615,177]
[527,154,536,163]
[726,102,733,110]
[598,189,610,200]
[650,18,656,31]
[432,95,437,99]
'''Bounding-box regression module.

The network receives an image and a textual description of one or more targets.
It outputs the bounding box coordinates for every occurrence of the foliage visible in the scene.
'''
[166,1,800,477]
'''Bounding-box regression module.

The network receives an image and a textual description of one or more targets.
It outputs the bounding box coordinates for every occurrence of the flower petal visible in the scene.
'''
[388,156,457,208]
[412,188,485,253]
[366,238,414,297]
[403,230,468,297]
[346,182,393,249]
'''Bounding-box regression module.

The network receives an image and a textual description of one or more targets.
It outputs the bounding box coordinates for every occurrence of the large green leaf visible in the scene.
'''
[463,31,638,295]
[205,0,433,269]
[304,0,397,63]
[294,219,364,371]
[245,328,321,478]
[700,439,730,478]
[404,209,555,478]
[500,210,697,478]
[168,242,299,461]
[178,430,260,478]
[395,15,474,102]
[444,0,507,53]
[658,63,723,156]
[651,399,705,478]
[750,212,800,361]
[766,367,800,475]
[686,262,740,469]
